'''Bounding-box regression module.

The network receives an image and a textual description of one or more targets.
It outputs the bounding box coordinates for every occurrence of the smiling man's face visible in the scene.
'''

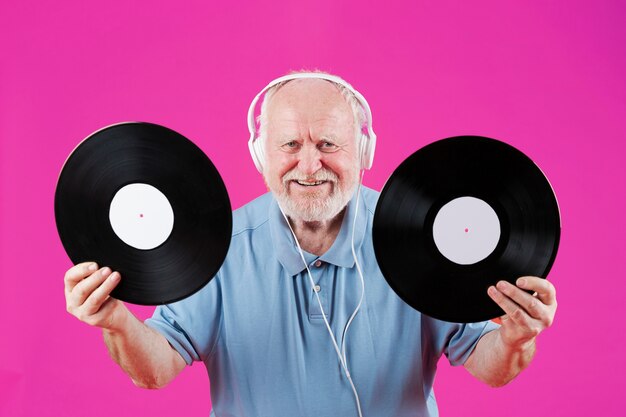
[262,79,360,222]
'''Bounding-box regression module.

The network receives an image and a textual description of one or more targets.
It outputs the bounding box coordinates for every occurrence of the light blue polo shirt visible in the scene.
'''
[146,187,498,417]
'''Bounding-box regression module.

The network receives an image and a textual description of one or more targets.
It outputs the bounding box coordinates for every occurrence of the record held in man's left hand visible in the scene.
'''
[55,122,232,305]
[373,136,560,323]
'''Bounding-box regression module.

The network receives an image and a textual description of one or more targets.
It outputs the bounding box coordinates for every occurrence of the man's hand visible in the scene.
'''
[63,261,185,388]
[64,261,127,331]
[465,276,557,386]
[487,276,557,349]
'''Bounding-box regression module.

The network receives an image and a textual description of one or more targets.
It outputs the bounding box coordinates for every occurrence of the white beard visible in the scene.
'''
[271,167,359,222]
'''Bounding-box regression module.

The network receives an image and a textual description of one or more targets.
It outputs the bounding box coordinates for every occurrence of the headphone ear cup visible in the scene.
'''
[359,133,367,170]
[248,136,265,173]
[254,137,265,172]
[360,133,374,170]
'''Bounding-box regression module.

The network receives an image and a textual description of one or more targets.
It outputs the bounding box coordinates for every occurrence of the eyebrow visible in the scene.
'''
[319,134,339,142]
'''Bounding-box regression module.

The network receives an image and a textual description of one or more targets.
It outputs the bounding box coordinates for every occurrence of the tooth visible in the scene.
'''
[295,180,325,186]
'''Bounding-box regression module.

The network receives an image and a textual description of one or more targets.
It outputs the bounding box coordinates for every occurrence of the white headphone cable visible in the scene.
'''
[341,169,366,367]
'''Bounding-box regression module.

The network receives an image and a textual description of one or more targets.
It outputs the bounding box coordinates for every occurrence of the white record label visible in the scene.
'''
[432,196,500,265]
[109,183,174,250]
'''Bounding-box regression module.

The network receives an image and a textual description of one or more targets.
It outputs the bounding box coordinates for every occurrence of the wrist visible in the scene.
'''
[498,329,536,354]
[102,302,132,336]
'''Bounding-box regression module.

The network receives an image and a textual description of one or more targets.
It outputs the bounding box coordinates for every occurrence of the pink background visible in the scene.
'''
[1,1,625,416]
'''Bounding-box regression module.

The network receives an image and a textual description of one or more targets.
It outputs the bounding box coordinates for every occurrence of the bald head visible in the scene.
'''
[258,77,365,149]
[264,79,356,150]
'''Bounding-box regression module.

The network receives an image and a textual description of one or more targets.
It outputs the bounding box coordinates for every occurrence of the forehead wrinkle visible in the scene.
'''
[283,107,353,131]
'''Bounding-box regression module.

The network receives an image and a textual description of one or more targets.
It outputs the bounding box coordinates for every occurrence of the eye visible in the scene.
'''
[319,141,339,152]
[281,141,300,152]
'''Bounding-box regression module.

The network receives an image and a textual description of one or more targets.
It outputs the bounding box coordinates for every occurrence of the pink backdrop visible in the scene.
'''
[1,1,624,416]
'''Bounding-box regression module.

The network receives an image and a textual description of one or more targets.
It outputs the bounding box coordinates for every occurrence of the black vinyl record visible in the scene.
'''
[55,122,232,305]
[373,136,560,323]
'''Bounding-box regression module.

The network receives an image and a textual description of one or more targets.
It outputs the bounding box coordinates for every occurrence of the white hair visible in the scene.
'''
[256,71,367,146]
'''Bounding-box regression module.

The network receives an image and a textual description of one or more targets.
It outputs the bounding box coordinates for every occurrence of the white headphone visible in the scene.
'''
[247,72,377,173]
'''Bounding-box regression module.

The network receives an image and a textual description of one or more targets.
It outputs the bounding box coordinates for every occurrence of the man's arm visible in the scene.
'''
[65,262,186,389]
[102,308,186,389]
[464,276,557,387]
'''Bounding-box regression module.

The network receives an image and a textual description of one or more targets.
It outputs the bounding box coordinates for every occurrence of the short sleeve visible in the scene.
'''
[422,316,500,367]
[145,275,223,365]
[444,320,499,366]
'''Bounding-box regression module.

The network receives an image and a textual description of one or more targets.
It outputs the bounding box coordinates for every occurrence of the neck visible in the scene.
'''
[289,209,346,256]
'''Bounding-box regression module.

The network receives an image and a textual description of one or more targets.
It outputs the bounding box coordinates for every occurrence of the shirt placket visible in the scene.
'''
[308,259,330,322]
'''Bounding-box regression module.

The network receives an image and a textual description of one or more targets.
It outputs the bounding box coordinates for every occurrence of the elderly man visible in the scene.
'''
[64,72,557,417]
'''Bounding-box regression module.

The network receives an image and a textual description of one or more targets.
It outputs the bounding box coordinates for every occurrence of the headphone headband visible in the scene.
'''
[247,72,377,172]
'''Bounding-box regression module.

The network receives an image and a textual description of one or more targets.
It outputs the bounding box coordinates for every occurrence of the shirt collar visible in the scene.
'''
[269,188,369,276]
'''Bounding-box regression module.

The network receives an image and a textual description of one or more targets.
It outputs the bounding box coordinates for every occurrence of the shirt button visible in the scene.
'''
[314,260,323,267]
[314,285,321,292]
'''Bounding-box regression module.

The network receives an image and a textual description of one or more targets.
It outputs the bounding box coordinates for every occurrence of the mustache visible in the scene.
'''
[282,168,338,184]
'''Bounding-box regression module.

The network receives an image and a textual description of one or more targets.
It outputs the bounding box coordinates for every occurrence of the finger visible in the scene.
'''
[78,292,120,328]
[64,262,98,292]
[516,276,557,305]
[488,285,533,327]
[87,296,119,328]
[495,280,548,321]
[69,267,111,307]
[81,272,121,316]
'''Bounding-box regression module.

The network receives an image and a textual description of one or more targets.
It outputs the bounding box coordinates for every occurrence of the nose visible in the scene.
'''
[297,144,322,176]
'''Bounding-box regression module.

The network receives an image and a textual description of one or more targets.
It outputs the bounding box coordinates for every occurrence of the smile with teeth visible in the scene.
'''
[294,180,326,186]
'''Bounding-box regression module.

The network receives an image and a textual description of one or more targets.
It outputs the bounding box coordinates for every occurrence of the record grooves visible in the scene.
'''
[55,122,232,305]
[373,136,560,323]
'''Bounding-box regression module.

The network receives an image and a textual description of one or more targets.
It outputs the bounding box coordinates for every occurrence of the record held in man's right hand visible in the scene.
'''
[55,122,232,305]
[373,136,560,323]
